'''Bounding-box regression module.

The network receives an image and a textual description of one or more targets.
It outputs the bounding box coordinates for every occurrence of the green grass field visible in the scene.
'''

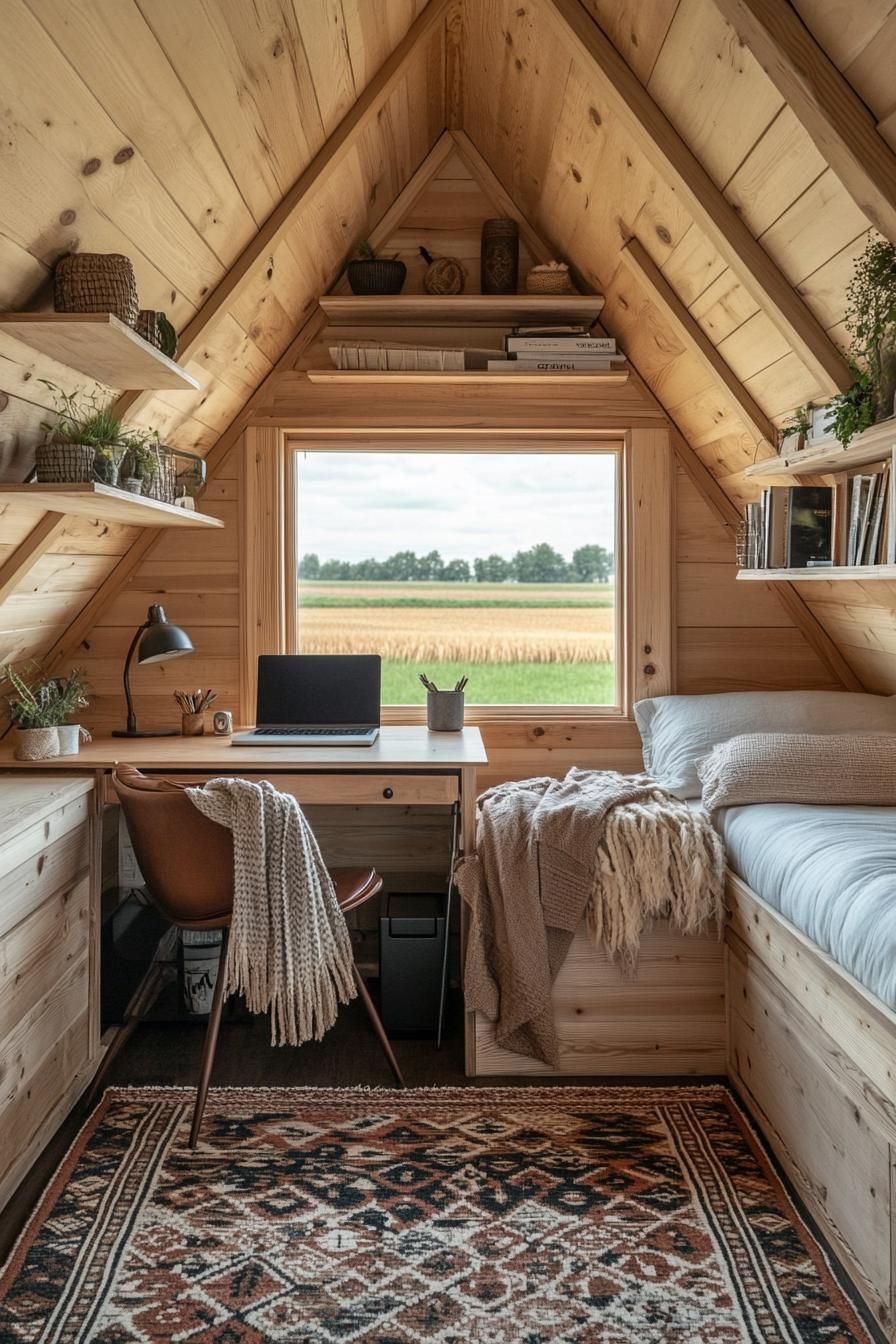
[380,660,617,705]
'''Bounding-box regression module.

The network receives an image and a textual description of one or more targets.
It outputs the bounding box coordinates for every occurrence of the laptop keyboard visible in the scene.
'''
[253,727,366,736]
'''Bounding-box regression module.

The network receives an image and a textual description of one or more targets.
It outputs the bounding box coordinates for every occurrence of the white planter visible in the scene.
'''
[56,724,82,756]
[13,727,60,761]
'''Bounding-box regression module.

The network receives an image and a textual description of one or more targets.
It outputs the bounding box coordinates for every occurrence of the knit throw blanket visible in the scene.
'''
[456,768,725,1066]
[186,777,356,1047]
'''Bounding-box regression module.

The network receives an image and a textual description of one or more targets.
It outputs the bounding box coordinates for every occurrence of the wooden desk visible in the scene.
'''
[0,727,487,851]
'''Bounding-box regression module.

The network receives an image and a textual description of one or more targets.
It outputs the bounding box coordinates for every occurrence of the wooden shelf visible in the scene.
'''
[0,483,223,528]
[0,313,200,391]
[318,294,605,326]
[737,565,896,581]
[306,367,629,385]
[744,419,896,480]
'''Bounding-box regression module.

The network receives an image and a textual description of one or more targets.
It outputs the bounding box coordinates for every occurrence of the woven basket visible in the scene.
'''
[34,441,97,483]
[136,309,162,349]
[346,258,406,295]
[13,728,60,762]
[54,253,139,325]
[526,265,573,295]
[423,255,466,295]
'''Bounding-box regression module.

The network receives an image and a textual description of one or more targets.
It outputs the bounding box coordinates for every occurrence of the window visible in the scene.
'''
[293,449,619,708]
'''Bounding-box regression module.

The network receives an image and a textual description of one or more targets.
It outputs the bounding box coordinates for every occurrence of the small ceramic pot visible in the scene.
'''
[182,712,205,737]
[56,724,82,756]
[427,691,464,732]
[13,727,60,761]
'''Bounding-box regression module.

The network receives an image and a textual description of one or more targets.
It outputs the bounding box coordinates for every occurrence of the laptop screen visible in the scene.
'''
[255,655,381,727]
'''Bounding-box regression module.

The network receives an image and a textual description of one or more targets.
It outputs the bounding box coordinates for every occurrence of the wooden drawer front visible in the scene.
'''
[110,772,460,807]
[727,939,894,1332]
[0,821,91,940]
[0,875,90,1045]
[0,957,90,1199]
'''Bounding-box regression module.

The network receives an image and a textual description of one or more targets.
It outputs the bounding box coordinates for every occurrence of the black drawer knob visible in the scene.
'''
[383,787,394,799]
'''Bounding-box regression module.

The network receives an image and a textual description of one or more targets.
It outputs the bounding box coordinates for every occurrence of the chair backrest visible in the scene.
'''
[112,765,234,926]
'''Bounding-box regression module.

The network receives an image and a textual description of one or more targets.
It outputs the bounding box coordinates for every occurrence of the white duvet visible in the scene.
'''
[715,803,896,1010]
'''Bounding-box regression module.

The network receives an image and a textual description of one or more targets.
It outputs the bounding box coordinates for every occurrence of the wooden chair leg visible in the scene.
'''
[189,928,230,1149]
[353,964,405,1088]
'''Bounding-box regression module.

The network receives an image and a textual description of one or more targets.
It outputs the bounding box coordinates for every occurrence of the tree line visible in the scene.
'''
[299,542,613,584]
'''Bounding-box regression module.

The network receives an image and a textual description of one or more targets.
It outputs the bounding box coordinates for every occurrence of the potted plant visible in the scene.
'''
[829,238,896,447]
[346,240,406,295]
[38,383,126,484]
[51,669,92,756]
[778,404,813,454]
[121,431,163,495]
[2,663,90,760]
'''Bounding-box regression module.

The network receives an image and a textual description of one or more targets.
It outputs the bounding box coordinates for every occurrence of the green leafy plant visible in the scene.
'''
[2,663,89,729]
[357,240,376,260]
[39,382,123,448]
[828,239,896,446]
[121,430,162,483]
[829,366,876,449]
[779,403,813,450]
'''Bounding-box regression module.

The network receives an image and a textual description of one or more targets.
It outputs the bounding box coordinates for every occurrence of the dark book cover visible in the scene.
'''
[786,486,833,567]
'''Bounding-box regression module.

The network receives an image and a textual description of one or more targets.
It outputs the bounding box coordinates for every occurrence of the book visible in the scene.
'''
[866,465,888,564]
[487,357,620,372]
[505,335,616,353]
[855,475,877,563]
[511,324,588,336]
[889,448,896,564]
[764,487,791,568]
[786,486,833,567]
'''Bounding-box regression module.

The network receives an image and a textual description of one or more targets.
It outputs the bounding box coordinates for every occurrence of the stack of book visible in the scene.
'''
[741,486,834,569]
[486,327,622,373]
[843,463,894,565]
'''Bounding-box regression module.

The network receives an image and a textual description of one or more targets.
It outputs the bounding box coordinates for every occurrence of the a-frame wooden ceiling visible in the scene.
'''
[1,0,895,692]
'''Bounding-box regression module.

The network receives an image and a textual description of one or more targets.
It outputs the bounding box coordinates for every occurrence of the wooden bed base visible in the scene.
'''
[469,918,726,1077]
[726,872,896,1341]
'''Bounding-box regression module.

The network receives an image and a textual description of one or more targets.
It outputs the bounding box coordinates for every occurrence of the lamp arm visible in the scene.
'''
[121,622,148,735]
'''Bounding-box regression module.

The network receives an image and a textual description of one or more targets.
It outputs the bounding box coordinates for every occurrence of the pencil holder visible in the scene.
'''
[181,712,205,737]
[427,690,464,731]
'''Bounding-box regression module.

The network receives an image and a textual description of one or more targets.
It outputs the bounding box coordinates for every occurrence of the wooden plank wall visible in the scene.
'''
[461,0,891,692]
[0,1,441,675]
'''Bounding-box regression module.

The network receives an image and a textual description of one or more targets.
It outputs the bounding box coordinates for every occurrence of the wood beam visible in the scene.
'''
[712,0,896,245]
[542,0,851,397]
[446,0,464,131]
[112,0,450,423]
[621,236,777,450]
[0,512,67,606]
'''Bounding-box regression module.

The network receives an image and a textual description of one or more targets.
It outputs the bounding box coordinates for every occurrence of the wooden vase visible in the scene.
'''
[480,218,519,294]
[181,712,205,737]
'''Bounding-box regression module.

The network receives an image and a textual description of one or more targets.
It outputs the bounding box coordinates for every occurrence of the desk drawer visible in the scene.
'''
[106,772,459,808]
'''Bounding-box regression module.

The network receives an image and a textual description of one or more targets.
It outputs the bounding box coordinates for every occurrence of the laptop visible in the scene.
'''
[233,654,381,747]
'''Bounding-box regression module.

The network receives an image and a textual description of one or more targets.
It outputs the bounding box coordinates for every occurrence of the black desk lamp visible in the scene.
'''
[113,604,194,738]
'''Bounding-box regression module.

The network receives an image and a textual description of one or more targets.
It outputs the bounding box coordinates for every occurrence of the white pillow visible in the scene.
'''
[634,690,896,798]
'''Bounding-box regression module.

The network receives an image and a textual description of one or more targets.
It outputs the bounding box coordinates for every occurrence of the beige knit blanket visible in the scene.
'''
[186,777,356,1047]
[456,768,725,1066]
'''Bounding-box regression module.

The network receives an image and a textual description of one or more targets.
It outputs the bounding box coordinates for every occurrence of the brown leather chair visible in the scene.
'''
[95,765,403,1147]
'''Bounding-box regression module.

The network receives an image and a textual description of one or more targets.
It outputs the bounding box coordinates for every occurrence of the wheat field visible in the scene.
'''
[299,603,615,664]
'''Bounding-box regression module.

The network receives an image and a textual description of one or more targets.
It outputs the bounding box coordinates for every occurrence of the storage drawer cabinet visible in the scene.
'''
[0,777,97,1211]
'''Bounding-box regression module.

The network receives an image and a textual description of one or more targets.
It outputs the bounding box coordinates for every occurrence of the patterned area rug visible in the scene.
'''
[0,1086,872,1344]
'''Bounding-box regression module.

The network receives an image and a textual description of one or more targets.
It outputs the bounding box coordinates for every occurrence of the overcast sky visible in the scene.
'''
[294,452,616,564]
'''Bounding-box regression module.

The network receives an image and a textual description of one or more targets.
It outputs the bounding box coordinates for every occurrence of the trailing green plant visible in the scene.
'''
[829,365,876,449]
[828,238,896,446]
[121,430,162,482]
[2,662,89,729]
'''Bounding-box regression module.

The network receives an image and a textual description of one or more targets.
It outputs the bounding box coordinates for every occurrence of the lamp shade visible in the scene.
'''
[137,604,194,665]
